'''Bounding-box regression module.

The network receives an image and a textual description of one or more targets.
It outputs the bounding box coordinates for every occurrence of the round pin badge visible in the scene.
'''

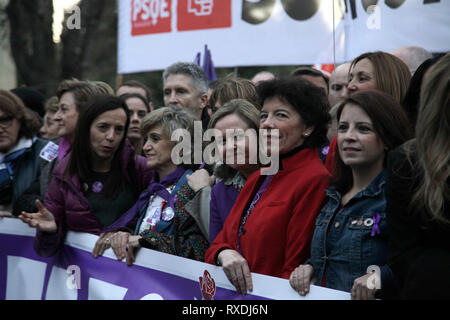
[364,218,374,227]
[92,181,103,193]
[161,208,174,221]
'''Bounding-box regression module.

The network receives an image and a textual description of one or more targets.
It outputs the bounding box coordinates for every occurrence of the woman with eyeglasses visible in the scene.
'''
[0,90,47,217]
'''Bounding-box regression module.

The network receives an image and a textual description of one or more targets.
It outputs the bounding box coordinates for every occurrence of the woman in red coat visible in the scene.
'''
[205,77,331,294]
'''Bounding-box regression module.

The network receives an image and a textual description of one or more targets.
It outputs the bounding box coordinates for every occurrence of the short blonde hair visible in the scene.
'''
[141,105,195,139]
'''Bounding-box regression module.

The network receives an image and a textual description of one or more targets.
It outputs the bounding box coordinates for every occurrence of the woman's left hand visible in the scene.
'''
[186,169,215,192]
[351,273,378,300]
[92,232,115,258]
[0,211,14,218]
[125,235,142,266]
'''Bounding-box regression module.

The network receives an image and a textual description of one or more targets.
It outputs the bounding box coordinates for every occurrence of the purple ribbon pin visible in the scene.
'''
[370,213,381,236]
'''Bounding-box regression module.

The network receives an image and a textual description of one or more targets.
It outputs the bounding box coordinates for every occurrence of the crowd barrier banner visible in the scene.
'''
[117,0,450,73]
[0,218,349,300]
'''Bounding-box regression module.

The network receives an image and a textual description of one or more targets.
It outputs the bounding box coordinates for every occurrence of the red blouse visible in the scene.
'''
[205,147,330,279]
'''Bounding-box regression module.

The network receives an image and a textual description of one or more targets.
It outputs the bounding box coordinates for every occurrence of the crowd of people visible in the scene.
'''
[1,46,449,300]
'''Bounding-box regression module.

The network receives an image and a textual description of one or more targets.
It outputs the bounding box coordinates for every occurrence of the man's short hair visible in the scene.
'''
[163,62,208,95]
[290,67,329,86]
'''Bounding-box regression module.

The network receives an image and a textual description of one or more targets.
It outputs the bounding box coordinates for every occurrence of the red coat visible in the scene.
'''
[205,147,330,279]
[325,136,337,176]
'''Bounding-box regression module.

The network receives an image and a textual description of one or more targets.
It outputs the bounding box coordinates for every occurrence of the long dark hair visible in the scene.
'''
[334,90,412,194]
[67,95,135,198]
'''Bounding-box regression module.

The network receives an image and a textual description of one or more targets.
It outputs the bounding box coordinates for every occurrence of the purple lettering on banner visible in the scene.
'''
[0,233,266,300]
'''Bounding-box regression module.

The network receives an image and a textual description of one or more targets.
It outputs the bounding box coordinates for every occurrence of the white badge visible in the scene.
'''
[39,141,59,162]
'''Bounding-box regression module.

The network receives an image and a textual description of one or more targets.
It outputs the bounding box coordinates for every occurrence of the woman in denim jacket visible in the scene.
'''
[290,90,412,299]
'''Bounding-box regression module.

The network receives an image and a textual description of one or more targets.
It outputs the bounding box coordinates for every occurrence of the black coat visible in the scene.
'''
[386,141,450,299]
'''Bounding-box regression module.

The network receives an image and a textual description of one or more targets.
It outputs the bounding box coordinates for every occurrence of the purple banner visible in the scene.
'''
[0,219,349,300]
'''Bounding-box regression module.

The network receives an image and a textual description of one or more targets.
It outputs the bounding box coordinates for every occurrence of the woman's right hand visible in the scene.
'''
[289,264,316,296]
[186,169,215,193]
[110,231,131,261]
[217,249,253,295]
[18,200,57,234]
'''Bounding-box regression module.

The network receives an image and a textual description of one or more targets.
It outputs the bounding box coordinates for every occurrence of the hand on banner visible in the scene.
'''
[92,232,116,258]
[186,169,215,193]
[110,231,131,261]
[351,273,377,300]
[18,200,57,233]
[289,264,316,296]
[125,235,142,266]
[217,249,253,295]
[0,211,14,218]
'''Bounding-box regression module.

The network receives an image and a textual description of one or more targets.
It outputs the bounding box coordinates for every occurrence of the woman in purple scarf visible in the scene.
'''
[103,106,209,264]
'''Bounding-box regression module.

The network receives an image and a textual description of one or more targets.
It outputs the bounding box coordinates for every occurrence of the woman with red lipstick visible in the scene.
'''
[106,106,209,264]
[205,78,331,295]
[18,95,153,257]
[289,90,411,299]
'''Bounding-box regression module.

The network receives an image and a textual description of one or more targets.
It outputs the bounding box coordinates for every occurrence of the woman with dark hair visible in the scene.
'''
[205,77,331,294]
[18,95,153,257]
[387,53,450,299]
[13,80,104,216]
[290,90,412,299]
[0,90,47,217]
[104,106,209,264]
[120,93,150,157]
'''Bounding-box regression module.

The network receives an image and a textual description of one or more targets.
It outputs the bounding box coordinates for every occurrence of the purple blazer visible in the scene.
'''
[209,180,241,243]
[34,140,153,257]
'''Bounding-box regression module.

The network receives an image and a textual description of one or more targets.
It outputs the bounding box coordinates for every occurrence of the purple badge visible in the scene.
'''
[92,181,103,193]
[370,213,381,236]
[322,146,330,155]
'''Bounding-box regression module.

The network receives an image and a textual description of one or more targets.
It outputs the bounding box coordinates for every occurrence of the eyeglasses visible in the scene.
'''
[0,116,14,129]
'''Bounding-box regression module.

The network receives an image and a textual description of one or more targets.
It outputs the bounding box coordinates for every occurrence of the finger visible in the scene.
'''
[35,199,46,215]
[126,246,135,266]
[301,267,311,294]
[0,211,13,217]
[235,267,247,295]
[242,263,253,292]
[360,286,369,300]
[225,267,241,293]
[120,235,129,259]
[355,283,364,300]
[92,240,101,258]
[289,271,297,291]
[19,212,34,220]
[111,236,122,259]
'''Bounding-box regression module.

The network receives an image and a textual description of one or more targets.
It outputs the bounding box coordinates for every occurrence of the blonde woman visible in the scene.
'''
[386,53,450,299]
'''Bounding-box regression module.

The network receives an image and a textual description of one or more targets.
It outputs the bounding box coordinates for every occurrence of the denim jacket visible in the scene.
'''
[307,170,394,294]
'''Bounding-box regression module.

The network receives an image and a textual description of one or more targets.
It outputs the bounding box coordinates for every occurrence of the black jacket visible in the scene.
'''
[386,141,450,299]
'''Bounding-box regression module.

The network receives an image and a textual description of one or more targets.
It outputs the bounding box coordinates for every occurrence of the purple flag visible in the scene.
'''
[202,45,217,81]
[194,52,201,66]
